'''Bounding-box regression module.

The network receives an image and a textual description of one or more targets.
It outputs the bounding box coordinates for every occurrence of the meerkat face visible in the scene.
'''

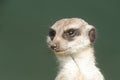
[47,18,96,55]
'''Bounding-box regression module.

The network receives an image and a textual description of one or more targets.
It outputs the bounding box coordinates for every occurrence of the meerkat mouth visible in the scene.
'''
[54,47,71,54]
[54,49,68,53]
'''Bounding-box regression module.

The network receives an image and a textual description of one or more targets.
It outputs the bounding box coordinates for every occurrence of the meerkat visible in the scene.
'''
[47,18,104,80]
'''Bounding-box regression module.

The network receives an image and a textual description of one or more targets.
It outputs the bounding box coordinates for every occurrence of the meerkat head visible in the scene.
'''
[47,18,96,55]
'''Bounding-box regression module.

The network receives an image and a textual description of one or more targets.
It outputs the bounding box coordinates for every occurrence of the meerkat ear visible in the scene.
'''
[89,28,96,42]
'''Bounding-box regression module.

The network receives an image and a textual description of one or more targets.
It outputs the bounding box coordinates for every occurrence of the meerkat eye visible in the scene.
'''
[63,28,80,41]
[66,29,78,37]
[49,28,56,40]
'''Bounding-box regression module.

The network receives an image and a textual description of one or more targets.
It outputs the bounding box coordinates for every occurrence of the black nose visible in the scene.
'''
[50,43,59,50]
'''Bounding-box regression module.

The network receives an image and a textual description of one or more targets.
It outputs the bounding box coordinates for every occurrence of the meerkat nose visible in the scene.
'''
[50,43,59,50]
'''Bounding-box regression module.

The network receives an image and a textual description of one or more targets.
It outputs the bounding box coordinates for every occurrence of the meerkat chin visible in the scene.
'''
[47,18,104,80]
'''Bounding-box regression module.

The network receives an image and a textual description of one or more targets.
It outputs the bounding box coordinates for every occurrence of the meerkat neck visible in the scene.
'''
[56,47,95,67]
[55,47,104,80]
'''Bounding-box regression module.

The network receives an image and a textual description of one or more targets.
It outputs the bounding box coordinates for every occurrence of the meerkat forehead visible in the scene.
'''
[51,18,88,31]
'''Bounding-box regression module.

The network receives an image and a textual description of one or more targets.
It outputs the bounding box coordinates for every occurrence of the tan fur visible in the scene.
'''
[47,18,104,80]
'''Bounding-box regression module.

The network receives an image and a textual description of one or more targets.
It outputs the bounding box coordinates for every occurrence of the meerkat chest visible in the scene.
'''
[55,60,84,80]
[55,56,101,80]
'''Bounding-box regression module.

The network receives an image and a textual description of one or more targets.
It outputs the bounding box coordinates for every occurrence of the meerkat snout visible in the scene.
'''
[47,18,96,55]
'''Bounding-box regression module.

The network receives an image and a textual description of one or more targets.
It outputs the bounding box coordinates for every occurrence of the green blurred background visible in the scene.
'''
[0,0,120,80]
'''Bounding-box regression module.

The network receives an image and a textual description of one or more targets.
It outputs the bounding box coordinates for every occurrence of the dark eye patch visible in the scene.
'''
[62,28,80,41]
[48,28,56,40]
